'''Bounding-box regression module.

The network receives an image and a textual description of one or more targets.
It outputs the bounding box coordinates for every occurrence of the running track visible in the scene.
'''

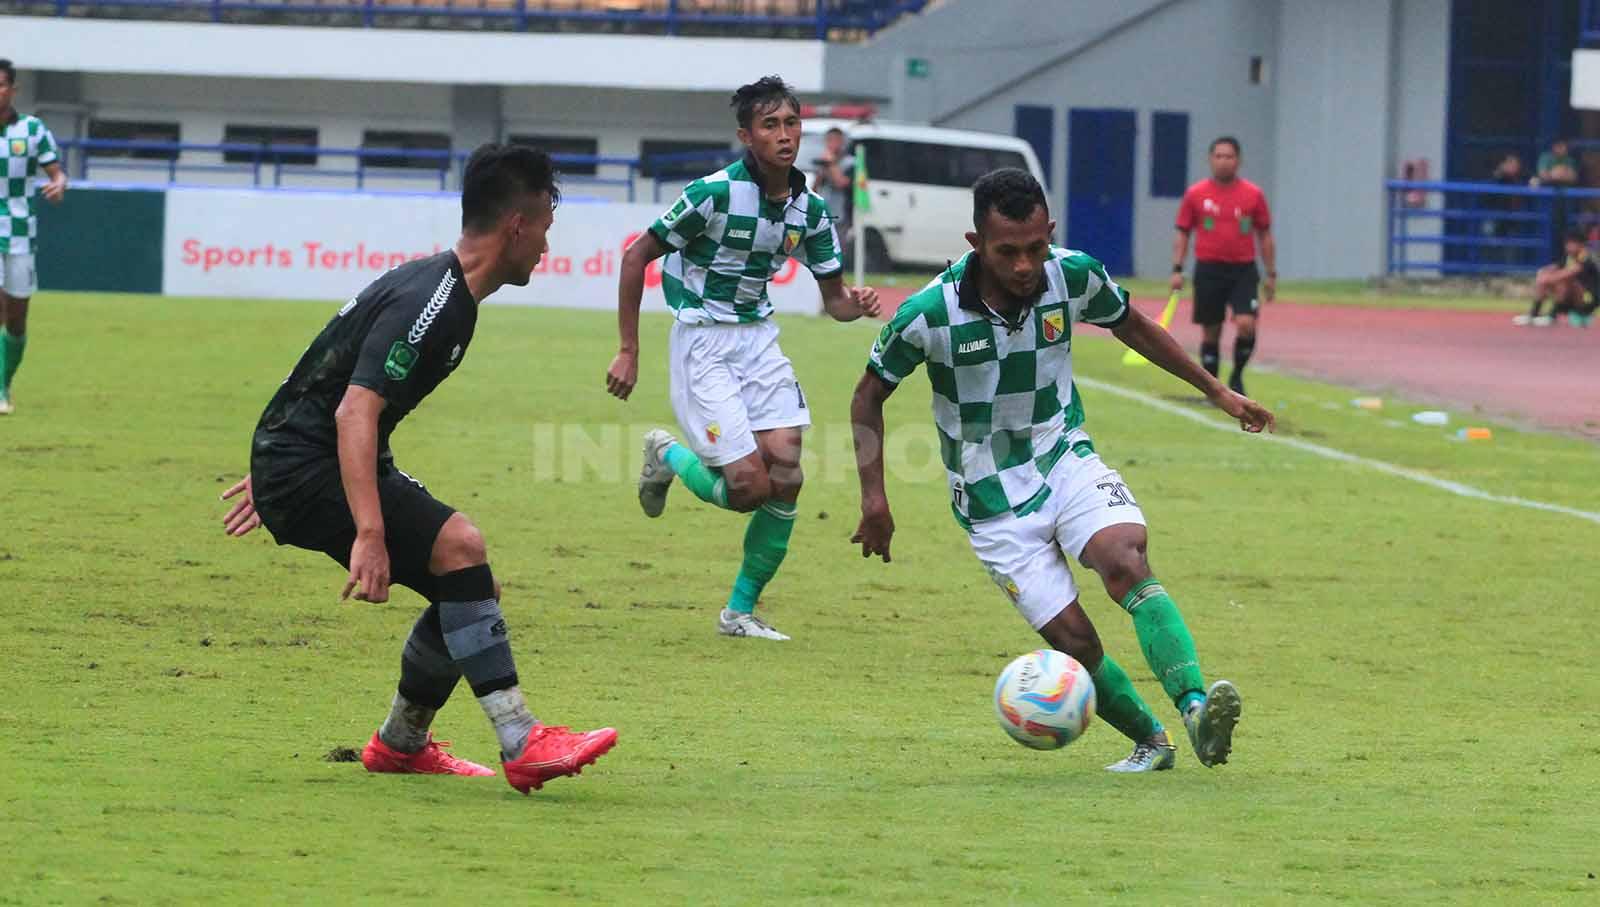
[876,291,1600,441]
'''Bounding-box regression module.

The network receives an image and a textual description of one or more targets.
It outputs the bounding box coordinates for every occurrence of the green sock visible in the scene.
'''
[664,442,731,510]
[0,330,21,395]
[726,501,796,613]
[1121,579,1206,712]
[1088,655,1163,743]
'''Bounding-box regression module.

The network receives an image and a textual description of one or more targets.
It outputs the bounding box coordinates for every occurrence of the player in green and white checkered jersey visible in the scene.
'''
[852,169,1274,772]
[0,60,68,415]
[608,76,880,642]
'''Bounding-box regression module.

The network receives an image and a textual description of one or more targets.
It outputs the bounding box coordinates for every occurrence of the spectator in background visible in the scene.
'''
[1487,153,1526,268]
[1534,139,1579,187]
[1493,152,1525,187]
[1514,228,1597,327]
[812,127,854,246]
[1534,139,1580,261]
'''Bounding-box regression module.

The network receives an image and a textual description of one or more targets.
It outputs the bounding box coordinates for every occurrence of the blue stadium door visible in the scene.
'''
[1066,108,1136,275]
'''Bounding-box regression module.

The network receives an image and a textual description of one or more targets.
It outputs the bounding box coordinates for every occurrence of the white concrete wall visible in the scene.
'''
[832,0,1280,276]
[59,75,741,199]
[927,0,1278,278]
[829,0,1451,279]
[1272,0,1395,280]
[1388,0,1450,270]
[501,86,736,203]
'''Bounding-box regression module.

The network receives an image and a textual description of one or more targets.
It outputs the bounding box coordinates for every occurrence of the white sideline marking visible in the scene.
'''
[1076,376,1600,526]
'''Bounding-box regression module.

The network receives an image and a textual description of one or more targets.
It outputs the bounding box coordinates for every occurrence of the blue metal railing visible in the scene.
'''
[53,139,751,200]
[59,139,653,198]
[10,0,927,37]
[1386,179,1600,275]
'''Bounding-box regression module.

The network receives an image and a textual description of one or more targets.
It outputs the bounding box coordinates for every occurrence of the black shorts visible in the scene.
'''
[251,454,456,601]
[1192,261,1260,325]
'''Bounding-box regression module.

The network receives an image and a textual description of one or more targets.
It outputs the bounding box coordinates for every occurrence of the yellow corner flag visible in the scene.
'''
[1121,291,1180,366]
[852,144,871,214]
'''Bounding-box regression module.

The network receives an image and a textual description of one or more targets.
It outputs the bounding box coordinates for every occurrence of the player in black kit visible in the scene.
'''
[220,144,616,794]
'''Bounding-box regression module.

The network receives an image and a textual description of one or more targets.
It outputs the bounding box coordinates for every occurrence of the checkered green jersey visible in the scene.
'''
[648,157,842,324]
[867,248,1131,528]
[2,114,60,255]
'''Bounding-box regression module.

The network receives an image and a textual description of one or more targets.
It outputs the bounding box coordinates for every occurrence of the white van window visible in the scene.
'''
[861,139,1029,188]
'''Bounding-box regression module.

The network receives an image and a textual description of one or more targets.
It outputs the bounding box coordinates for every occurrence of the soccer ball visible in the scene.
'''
[993,649,1096,750]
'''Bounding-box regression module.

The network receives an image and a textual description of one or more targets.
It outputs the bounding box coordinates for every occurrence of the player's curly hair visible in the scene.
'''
[732,76,800,129]
[460,143,561,232]
[0,60,16,87]
[972,168,1047,230]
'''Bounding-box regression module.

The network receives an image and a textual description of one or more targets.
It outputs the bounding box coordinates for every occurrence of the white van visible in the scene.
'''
[798,119,1048,271]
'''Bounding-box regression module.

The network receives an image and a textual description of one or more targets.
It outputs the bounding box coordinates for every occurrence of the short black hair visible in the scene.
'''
[0,60,15,87]
[732,76,800,130]
[1210,136,1241,155]
[1565,228,1587,244]
[460,143,560,233]
[972,168,1047,230]
[825,126,845,137]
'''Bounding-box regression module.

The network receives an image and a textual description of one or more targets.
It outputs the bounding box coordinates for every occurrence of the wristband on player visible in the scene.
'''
[1172,264,1183,273]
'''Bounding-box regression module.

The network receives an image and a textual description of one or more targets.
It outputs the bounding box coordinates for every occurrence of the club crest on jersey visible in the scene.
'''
[784,228,803,255]
[1041,310,1065,343]
[872,322,893,357]
[384,341,419,380]
[9,140,25,156]
[705,422,722,444]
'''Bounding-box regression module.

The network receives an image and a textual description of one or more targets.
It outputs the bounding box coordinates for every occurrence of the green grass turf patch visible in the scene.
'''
[3,293,1597,903]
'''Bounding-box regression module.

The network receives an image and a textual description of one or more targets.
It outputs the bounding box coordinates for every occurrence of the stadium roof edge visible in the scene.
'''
[0,15,827,93]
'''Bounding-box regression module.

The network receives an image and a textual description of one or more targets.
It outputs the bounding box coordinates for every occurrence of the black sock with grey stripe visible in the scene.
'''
[378,603,462,753]
[436,565,538,760]
[1200,342,1220,377]
[1232,335,1255,377]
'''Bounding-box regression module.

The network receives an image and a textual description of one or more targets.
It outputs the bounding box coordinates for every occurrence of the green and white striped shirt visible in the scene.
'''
[867,247,1130,528]
[2,112,60,255]
[649,154,842,324]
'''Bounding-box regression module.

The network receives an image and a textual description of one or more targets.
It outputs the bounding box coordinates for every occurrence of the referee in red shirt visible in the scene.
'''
[1170,136,1276,394]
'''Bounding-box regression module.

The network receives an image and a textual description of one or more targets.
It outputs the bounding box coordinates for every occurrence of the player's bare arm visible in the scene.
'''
[334,384,391,602]
[1258,225,1277,301]
[219,475,261,537]
[849,369,896,561]
[40,162,66,204]
[608,230,668,400]
[1112,306,1275,433]
[819,274,881,322]
[1170,228,1191,292]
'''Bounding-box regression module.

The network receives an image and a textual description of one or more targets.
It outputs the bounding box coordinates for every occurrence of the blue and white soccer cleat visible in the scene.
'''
[638,429,678,518]
[1105,740,1176,773]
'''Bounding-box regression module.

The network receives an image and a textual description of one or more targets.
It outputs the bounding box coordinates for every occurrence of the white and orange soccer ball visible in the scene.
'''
[993,649,1096,750]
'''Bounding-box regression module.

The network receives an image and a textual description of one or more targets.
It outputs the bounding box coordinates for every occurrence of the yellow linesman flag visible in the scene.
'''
[853,145,871,214]
[1122,291,1181,366]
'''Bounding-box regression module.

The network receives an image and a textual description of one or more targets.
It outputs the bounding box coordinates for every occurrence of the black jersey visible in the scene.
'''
[1571,252,1600,298]
[251,250,477,481]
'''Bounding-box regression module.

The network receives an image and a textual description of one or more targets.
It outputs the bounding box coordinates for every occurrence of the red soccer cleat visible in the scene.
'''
[502,723,618,794]
[361,732,497,777]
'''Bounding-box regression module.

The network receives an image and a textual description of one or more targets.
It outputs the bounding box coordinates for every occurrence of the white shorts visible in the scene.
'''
[968,451,1147,630]
[1,253,37,297]
[668,319,810,467]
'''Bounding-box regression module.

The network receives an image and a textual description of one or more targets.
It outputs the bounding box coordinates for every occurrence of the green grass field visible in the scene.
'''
[4,293,1598,904]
